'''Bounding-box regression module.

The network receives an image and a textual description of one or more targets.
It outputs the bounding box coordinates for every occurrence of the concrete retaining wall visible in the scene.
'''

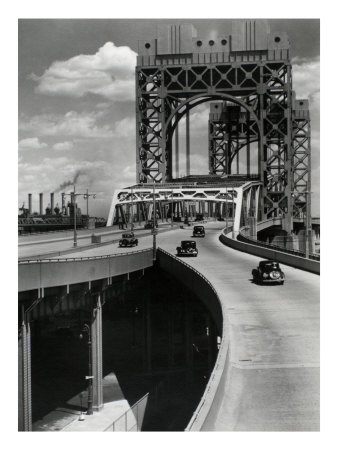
[220,232,320,275]
[157,248,231,431]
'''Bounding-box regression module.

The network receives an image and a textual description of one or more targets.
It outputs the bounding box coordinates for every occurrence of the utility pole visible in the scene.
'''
[171,190,174,228]
[83,189,96,228]
[80,324,93,415]
[232,190,235,239]
[65,186,97,247]
[152,183,157,261]
[305,182,312,259]
[130,186,134,231]
[225,186,228,232]
[73,186,77,247]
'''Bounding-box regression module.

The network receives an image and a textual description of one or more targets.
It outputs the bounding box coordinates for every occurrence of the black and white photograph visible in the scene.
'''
[9,1,333,446]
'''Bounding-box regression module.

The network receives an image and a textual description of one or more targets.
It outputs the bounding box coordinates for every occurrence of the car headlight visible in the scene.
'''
[270,271,280,279]
[263,273,269,278]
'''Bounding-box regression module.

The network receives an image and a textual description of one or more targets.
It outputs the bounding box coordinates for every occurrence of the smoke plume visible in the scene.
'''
[55,170,82,192]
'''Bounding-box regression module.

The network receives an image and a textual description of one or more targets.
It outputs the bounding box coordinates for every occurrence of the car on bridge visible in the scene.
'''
[192,225,205,237]
[252,260,285,285]
[176,240,198,257]
[144,219,158,229]
[119,232,138,248]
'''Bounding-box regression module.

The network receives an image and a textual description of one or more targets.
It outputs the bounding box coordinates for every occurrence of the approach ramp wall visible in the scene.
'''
[157,248,231,431]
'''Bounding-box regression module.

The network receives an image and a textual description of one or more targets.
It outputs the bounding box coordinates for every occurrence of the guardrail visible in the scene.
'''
[18,248,154,292]
[104,393,149,432]
[18,248,152,264]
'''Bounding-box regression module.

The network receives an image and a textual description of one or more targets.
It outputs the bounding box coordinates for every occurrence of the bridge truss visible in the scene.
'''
[132,20,311,232]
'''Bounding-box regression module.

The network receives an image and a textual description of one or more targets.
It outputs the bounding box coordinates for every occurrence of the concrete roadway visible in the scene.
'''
[159,223,319,431]
[19,222,320,431]
[18,222,176,260]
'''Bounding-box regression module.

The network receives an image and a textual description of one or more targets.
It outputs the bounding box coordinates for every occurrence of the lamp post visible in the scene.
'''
[152,183,157,261]
[171,190,174,228]
[80,324,93,415]
[130,186,134,232]
[83,189,96,228]
[304,182,312,259]
[225,186,229,232]
[232,189,235,238]
[65,186,97,247]
[72,186,77,247]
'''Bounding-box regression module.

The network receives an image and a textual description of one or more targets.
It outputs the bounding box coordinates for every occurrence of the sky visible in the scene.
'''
[18,18,320,218]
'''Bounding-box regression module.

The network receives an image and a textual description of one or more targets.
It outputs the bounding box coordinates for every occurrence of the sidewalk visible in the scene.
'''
[32,372,134,432]
[62,399,132,432]
[61,373,133,431]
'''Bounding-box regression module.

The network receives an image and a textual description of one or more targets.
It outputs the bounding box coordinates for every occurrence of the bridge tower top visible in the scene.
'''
[137,20,290,64]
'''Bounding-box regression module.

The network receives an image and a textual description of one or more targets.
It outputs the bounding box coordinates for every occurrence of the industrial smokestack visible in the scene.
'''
[50,193,55,215]
[61,193,66,215]
[28,193,32,215]
[39,193,43,215]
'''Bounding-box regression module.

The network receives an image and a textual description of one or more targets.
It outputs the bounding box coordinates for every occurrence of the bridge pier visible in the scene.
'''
[18,308,32,431]
[91,293,103,411]
[18,288,105,429]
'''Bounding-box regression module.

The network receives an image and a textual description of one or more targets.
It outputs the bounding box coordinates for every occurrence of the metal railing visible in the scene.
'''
[157,248,221,300]
[104,393,149,432]
[18,248,153,264]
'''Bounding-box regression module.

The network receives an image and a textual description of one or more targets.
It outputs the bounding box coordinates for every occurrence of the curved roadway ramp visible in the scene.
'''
[21,222,319,431]
[157,222,320,431]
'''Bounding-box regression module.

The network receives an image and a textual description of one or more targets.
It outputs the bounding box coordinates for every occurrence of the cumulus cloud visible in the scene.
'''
[113,116,135,138]
[19,137,48,150]
[19,111,114,138]
[29,42,137,102]
[53,141,74,151]
[292,57,320,102]
[19,110,137,142]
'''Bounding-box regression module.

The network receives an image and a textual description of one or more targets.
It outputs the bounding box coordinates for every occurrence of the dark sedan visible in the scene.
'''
[176,240,198,257]
[252,260,285,285]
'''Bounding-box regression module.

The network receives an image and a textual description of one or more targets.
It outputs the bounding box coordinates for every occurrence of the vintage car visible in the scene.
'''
[252,260,285,285]
[195,213,204,222]
[192,225,205,237]
[144,219,158,229]
[176,240,198,257]
[119,232,138,247]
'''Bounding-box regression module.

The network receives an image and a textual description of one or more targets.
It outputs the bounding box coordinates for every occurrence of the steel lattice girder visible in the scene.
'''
[135,21,311,231]
[292,99,311,220]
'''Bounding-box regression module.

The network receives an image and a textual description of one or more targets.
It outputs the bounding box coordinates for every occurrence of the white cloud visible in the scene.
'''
[29,42,137,102]
[19,111,114,138]
[292,57,320,103]
[113,116,135,138]
[53,141,74,151]
[19,137,48,150]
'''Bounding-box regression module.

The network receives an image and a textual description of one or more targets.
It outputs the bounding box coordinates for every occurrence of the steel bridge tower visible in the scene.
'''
[135,20,311,232]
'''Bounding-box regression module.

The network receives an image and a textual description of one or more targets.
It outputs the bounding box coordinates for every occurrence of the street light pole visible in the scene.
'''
[83,189,96,229]
[131,186,134,232]
[232,190,235,239]
[225,186,228,232]
[153,183,156,261]
[305,182,312,259]
[81,324,93,415]
[73,185,77,248]
[171,190,174,228]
